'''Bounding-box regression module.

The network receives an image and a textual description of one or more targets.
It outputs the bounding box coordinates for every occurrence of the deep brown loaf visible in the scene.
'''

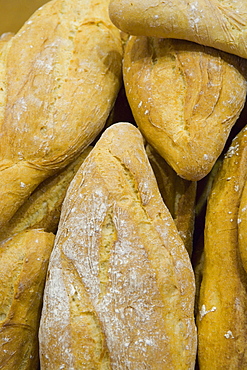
[39,122,197,369]
[0,0,122,228]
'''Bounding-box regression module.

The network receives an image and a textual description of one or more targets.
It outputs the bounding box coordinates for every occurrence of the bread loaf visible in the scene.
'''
[0,0,122,228]
[0,147,92,242]
[109,0,247,59]
[0,229,55,369]
[192,158,222,314]
[146,143,196,256]
[197,126,247,369]
[123,36,247,180]
[39,122,197,369]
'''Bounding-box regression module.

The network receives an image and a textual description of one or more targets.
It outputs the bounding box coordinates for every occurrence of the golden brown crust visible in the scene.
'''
[146,143,196,256]
[123,36,247,180]
[195,158,223,222]
[197,126,247,369]
[0,229,55,369]
[39,122,197,369]
[0,147,92,242]
[109,0,247,59]
[192,158,222,316]
[0,0,123,228]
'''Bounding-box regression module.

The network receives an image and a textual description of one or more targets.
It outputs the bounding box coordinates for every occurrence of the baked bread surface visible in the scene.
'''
[123,36,247,180]
[0,147,92,242]
[197,126,247,369]
[0,229,55,369]
[109,0,247,59]
[0,0,122,228]
[39,122,197,369]
[146,143,196,255]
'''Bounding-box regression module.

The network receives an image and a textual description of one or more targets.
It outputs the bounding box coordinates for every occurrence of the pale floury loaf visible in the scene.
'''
[39,122,197,369]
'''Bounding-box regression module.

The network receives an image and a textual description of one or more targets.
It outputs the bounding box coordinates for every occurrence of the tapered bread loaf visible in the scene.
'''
[39,122,197,369]
[0,147,92,242]
[197,126,247,369]
[109,0,247,59]
[0,0,122,228]
[123,37,247,180]
[0,229,55,369]
[146,143,196,256]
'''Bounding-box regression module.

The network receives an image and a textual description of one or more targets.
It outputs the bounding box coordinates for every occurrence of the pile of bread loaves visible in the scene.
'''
[1,0,247,369]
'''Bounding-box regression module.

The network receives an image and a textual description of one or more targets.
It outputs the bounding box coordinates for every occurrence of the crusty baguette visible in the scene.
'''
[0,0,122,228]
[197,126,247,369]
[109,0,247,59]
[123,36,247,180]
[0,229,55,369]
[39,122,197,369]
[146,143,196,256]
[0,147,92,242]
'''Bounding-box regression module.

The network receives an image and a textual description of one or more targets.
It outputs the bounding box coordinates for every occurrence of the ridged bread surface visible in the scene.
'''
[0,0,122,228]
[39,122,197,369]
